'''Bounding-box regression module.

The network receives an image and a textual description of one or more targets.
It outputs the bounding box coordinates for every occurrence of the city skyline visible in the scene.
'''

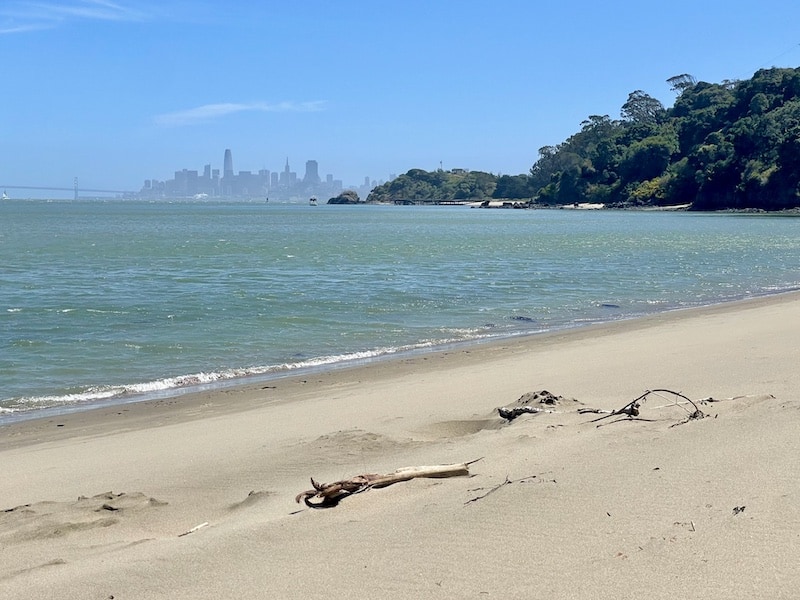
[140,149,387,200]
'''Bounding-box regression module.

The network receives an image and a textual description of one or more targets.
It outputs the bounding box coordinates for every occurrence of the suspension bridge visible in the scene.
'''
[1,178,136,199]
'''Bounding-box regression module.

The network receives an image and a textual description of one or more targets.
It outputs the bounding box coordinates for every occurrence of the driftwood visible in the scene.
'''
[498,390,569,421]
[465,474,539,504]
[583,388,705,427]
[295,460,479,508]
[178,522,209,537]
[498,406,550,420]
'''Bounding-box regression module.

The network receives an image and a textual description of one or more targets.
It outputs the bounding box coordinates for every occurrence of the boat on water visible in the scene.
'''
[309,196,318,206]
[2,190,8,200]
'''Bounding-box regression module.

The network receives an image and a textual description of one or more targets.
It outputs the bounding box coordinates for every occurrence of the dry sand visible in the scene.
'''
[2,293,799,599]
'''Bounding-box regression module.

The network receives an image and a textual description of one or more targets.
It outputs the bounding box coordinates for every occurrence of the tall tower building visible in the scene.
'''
[304,160,321,184]
[223,149,234,178]
[280,157,291,185]
[222,149,235,196]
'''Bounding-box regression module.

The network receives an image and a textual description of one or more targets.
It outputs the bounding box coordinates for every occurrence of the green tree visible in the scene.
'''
[621,90,666,124]
[493,174,532,199]
[619,134,678,183]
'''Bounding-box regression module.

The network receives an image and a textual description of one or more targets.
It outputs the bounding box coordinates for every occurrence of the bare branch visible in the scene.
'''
[586,389,705,426]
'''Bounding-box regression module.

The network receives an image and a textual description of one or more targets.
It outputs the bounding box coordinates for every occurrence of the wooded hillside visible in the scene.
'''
[367,67,800,210]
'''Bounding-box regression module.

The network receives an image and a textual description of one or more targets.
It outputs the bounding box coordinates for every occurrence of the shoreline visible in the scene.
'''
[2,290,799,598]
[3,289,798,443]
[4,288,798,428]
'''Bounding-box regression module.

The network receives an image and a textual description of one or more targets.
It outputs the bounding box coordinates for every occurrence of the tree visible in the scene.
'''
[529,145,562,192]
[453,171,496,200]
[749,93,770,115]
[621,90,666,124]
[667,73,697,95]
[493,175,532,199]
[619,134,678,183]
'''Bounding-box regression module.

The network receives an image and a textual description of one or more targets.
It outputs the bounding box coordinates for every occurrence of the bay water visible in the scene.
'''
[2,200,799,421]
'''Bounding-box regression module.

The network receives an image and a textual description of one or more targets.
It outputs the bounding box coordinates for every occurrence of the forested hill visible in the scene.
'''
[367,67,800,211]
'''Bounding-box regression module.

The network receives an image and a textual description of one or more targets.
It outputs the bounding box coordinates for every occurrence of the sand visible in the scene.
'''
[2,292,799,599]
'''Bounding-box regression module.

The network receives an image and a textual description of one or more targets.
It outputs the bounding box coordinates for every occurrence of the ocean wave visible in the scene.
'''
[1,332,517,415]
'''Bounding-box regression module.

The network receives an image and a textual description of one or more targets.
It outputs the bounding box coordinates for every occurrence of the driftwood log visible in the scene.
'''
[295,461,478,508]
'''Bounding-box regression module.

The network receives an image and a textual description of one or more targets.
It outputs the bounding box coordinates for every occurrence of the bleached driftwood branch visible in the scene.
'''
[178,522,209,537]
[584,388,705,426]
[295,460,480,508]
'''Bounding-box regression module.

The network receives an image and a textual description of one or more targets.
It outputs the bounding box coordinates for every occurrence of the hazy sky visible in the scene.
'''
[2,0,800,194]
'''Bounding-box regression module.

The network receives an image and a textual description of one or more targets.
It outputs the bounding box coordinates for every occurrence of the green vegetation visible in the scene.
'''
[327,190,363,204]
[367,168,503,204]
[367,67,800,210]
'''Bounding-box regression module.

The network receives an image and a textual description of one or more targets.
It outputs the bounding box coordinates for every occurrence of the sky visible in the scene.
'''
[2,0,800,196]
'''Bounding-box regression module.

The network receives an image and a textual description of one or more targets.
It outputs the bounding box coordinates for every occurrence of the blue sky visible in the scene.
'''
[2,0,800,195]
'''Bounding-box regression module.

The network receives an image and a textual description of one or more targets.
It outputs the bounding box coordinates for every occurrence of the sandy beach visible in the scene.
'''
[2,292,799,599]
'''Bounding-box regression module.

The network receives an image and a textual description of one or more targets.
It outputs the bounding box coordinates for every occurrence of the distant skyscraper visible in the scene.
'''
[223,149,234,178]
[304,160,321,184]
[222,149,235,196]
[280,157,291,185]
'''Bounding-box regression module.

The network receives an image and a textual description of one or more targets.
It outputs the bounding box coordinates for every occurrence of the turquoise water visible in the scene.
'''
[2,200,799,419]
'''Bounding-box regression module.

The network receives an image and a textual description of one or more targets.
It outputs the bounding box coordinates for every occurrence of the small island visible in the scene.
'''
[326,190,363,205]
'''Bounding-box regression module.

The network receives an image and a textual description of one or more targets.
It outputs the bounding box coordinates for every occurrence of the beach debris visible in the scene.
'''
[498,390,573,421]
[673,520,697,532]
[699,393,775,403]
[498,406,549,420]
[582,388,705,427]
[178,521,209,537]
[295,460,480,508]
[669,408,706,428]
[465,475,514,504]
[464,473,548,505]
